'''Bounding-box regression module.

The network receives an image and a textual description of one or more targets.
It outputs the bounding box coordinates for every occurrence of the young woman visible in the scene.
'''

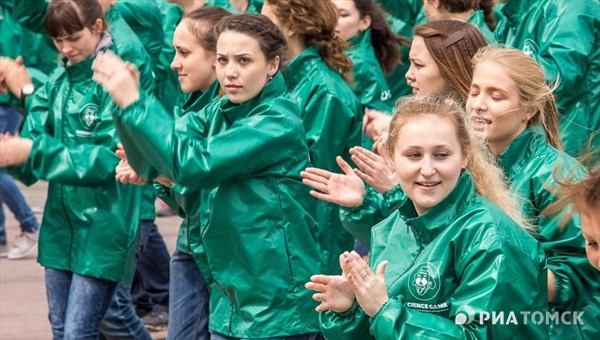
[546,167,600,271]
[261,0,363,275]
[467,46,600,338]
[115,7,233,339]
[316,20,488,245]
[306,96,548,338]
[332,0,403,132]
[93,13,321,339]
[0,0,155,338]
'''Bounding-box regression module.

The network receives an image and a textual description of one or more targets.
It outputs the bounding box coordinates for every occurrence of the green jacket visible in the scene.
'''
[155,0,184,115]
[111,73,321,337]
[494,0,599,157]
[6,41,142,282]
[466,10,495,43]
[283,45,362,275]
[321,172,549,339]
[347,29,393,114]
[497,127,600,337]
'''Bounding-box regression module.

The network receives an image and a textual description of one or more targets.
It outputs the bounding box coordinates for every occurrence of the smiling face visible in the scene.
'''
[171,19,216,93]
[405,36,451,96]
[393,116,467,215]
[52,19,103,63]
[466,61,531,155]
[332,0,371,41]
[215,31,279,104]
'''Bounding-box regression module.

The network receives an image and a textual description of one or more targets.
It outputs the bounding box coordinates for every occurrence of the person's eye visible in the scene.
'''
[217,56,227,64]
[468,90,479,97]
[587,241,598,249]
[179,50,189,57]
[239,57,250,64]
[406,153,421,159]
[434,152,449,159]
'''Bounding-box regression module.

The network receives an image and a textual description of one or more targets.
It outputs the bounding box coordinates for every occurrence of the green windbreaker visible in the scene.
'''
[497,127,600,338]
[109,73,321,338]
[321,172,549,339]
[494,0,599,157]
[282,45,362,275]
[5,40,143,282]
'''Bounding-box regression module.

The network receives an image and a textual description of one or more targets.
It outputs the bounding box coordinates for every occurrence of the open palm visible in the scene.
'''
[301,156,366,207]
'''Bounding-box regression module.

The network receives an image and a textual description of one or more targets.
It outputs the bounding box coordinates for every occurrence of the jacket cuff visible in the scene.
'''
[382,185,405,210]
[342,186,379,215]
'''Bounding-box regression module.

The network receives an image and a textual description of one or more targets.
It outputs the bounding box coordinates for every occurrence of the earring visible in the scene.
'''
[269,74,273,80]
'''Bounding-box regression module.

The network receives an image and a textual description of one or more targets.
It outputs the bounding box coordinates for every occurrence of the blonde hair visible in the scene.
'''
[472,46,563,150]
[384,96,534,232]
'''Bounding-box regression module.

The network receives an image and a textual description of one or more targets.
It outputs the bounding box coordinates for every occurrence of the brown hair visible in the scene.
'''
[264,0,353,82]
[214,14,287,64]
[472,46,563,150]
[45,0,106,38]
[351,0,409,74]
[383,96,532,231]
[414,20,487,101]
[182,7,233,53]
[433,0,496,31]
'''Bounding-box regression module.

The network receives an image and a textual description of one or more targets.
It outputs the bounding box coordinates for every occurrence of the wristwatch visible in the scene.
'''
[20,83,35,101]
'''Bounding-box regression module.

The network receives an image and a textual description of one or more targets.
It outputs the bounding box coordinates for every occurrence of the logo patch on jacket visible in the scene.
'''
[408,263,440,301]
[522,39,539,58]
[80,104,100,130]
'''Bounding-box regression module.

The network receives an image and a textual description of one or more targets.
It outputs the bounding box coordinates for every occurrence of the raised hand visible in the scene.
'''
[349,146,397,194]
[305,253,356,313]
[341,251,389,317]
[92,51,140,108]
[114,143,147,185]
[300,156,366,207]
[363,109,392,141]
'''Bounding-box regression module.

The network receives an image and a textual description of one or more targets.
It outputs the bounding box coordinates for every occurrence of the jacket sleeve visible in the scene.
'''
[153,182,186,218]
[535,1,597,111]
[368,235,547,339]
[320,303,375,340]
[116,94,302,188]
[340,185,405,246]
[304,91,362,171]
[532,173,600,310]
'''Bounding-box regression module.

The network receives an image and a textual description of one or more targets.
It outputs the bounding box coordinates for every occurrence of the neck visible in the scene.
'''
[440,9,474,22]
[286,35,306,60]
[179,0,205,13]
[229,0,248,13]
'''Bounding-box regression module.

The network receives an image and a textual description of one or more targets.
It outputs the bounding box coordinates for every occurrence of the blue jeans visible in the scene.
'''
[210,332,321,340]
[45,268,117,340]
[168,250,210,340]
[0,104,38,245]
[131,220,170,314]
[99,281,151,340]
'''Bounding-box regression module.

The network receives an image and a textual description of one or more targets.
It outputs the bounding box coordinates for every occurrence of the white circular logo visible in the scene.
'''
[455,305,476,325]
[408,263,440,301]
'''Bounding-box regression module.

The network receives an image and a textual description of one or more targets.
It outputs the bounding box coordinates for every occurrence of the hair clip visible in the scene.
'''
[443,31,465,48]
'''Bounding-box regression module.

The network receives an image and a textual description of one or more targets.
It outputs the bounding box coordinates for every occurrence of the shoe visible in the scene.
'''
[0,244,8,258]
[7,231,38,260]
[141,311,168,332]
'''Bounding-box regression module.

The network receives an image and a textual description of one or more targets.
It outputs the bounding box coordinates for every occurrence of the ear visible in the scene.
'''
[359,15,371,32]
[431,0,442,9]
[267,55,280,77]
[93,18,104,34]
[461,153,469,170]
[524,107,537,122]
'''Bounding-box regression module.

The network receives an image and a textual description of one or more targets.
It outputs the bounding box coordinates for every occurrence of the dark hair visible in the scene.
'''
[182,7,233,53]
[264,0,353,82]
[352,0,409,74]
[214,14,287,63]
[414,20,488,101]
[45,0,106,38]
[436,0,496,31]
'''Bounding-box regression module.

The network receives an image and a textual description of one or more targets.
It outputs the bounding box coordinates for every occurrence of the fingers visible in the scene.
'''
[302,167,332,180]
[335,156,354,176]
[376,261,388,282]
[302,178,328,194]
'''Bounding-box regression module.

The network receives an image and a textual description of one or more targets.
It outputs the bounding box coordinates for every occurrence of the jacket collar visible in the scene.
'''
[282,45,321,89]
[497,127,546,181]
[63,32,113,81]
[348,29,371,49]
[221,72,285,124]
[398,171,476,245]
[182,80,221,112]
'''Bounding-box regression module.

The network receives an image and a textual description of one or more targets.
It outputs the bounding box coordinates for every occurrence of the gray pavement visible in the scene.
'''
[0,181,181,339]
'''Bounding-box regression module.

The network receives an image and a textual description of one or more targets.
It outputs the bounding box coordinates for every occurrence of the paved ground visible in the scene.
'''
[0,180,182,340]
